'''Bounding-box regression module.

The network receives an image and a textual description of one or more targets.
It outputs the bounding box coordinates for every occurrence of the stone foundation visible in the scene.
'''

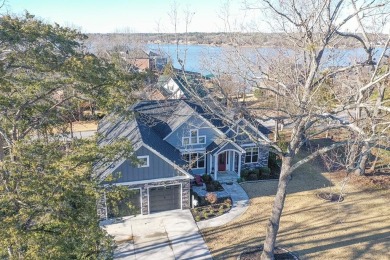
[99,178,190,217]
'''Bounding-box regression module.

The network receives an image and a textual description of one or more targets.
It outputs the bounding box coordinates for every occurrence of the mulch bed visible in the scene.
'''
[239,246,299,260]
[190,200,232,222]
[317,192,344,202]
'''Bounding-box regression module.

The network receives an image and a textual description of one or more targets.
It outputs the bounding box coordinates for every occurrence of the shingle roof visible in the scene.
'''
[135,117,186,167]
[96,99,270,179]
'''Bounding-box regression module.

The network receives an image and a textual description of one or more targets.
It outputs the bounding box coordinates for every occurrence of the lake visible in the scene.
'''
[147,44,386,75]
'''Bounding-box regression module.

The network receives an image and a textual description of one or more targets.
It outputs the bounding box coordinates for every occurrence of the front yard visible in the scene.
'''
[201,164,390,259]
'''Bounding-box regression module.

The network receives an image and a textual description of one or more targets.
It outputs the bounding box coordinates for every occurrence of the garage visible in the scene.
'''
[106,188,141,218]
[149,185,181,213]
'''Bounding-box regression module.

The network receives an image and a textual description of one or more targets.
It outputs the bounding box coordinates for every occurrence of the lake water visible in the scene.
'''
[147,44,222,74]
[147,44,386,75]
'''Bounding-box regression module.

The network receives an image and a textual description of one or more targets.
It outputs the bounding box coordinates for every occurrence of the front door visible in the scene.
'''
[218,152,226,171]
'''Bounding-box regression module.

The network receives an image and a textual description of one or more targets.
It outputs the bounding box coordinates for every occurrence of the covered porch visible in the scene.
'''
[207,141,245,181]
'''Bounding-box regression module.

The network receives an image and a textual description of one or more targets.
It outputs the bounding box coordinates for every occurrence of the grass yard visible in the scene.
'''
[201,161,390,259]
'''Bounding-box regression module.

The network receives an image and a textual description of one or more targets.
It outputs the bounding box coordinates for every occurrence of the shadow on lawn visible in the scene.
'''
[206,189,389,259]
[205,201,390,260]
[203,136,390,259]
[278,216,390,259]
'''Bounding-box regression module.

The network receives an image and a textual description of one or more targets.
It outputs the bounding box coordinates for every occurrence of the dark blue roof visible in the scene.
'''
[135,117,187,167]
[96,99,270,179]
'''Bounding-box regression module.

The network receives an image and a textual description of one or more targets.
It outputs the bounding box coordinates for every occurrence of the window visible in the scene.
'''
[190,130,198,144]
[183,137,190,145]
[182,129,206,145]
[182,152,205,169]
[245,147,258,163]
[198,136,206,144]
[137,156,149,168]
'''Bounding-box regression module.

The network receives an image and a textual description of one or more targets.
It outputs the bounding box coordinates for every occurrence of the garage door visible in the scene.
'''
[149,185,181,213]
[107,189,141,218]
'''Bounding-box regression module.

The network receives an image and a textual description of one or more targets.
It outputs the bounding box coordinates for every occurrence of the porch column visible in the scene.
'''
[238,153,242,178]
[232,152,236,172]
[208,154,212,174]
[214,154,218,180]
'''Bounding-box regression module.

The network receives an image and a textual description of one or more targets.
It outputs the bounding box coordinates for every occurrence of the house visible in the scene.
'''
[149,74,208,100]
[95,99,270,218]
[124,49,168,72]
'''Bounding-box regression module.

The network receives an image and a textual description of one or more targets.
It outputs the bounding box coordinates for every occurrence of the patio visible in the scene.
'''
[210,171,239,183]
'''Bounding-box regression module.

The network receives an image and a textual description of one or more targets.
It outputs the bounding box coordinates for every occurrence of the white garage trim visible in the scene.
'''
[147,183,183,214]
[130,187,143,215]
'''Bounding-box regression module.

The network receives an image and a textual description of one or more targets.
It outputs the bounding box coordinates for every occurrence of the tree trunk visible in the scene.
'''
[368,154,379,173]
[354,142,369,175]
[261,157,292,260]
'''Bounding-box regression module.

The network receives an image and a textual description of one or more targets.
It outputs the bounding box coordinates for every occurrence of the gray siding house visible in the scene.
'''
[96,99,270,218]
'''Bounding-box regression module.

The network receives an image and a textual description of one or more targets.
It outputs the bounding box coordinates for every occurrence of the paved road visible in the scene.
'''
[102,210,212,260]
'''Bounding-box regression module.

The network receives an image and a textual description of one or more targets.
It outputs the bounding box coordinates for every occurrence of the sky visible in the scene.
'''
[3,0,246,33]
[3,1,383,34]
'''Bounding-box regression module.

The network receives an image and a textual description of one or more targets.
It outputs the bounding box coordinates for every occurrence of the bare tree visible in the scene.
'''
[195,0,390,259]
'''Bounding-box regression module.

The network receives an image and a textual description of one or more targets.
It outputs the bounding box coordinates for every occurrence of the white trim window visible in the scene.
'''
[245,147,258,163]
[182,129,206,146]
[182,152,205,169]
[137,155,149,168]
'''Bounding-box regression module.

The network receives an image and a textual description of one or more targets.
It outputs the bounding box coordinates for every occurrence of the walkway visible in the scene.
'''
[196,176,249,230]
[102,210,212,260]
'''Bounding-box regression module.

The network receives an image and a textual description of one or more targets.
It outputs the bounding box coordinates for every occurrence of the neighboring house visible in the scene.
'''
[95,99,270,218]
[149,50,168,71]
[124,49,168,72]
[149,74,208,100]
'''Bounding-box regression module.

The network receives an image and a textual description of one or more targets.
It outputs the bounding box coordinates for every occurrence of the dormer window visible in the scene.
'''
[182,129,206,146]
[190,130,198,143]
[137,156,149,168]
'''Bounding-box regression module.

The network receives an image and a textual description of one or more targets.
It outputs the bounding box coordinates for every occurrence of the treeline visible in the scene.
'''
[86,32,389,48]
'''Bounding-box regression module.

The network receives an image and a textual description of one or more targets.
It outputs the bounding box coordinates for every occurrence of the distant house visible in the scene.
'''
[124,49,167,72]
[95,99,270,218]
[149,74,208,100]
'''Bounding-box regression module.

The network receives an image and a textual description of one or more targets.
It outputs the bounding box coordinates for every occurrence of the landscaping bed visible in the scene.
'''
[316,192,344,202]
[191,174,233,222]
[239,166,279,182]
[190,197,232,222]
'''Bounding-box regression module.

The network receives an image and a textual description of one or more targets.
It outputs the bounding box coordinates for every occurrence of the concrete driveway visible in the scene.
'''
[102,210,212,260]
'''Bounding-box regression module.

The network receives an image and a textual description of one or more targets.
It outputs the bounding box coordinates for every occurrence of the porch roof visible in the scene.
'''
[207,140,245,156]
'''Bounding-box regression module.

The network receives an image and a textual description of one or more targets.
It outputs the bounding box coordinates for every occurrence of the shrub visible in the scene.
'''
[201,173,212,184]
[240,169,251,180]
[224,198,232,206]
[206,180,223,192]
[259,167,271,175]
[248,173,258,180]
[205,192,218,204]
[268,152,281,168]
